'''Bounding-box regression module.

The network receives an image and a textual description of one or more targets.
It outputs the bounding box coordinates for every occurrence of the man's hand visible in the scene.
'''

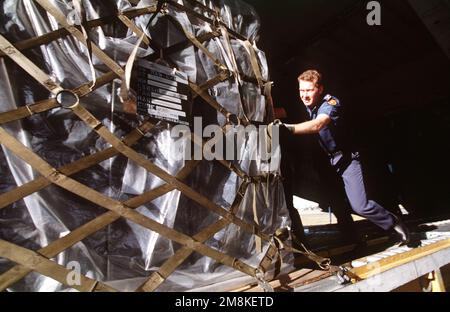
[273,119,295,133]
[283,123,296,133]
[273,114,331,135]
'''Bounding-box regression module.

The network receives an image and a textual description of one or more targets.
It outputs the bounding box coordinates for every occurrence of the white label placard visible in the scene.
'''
[135,60,191,126]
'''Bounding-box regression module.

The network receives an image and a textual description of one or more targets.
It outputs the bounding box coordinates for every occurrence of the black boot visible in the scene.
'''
[393,220,411,246]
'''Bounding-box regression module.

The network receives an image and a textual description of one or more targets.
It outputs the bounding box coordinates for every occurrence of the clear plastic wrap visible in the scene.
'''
[0,0,293,292]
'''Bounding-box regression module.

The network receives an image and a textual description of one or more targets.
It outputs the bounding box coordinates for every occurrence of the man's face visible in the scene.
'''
[299,80,323,107]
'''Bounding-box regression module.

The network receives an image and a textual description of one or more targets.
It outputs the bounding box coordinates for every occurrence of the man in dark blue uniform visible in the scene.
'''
[281,69,410,244]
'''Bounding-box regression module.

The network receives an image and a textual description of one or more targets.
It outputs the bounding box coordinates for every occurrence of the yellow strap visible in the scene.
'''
[263,81,275,122]
[34,0,124,78]
[0,239,116,292]
[0,162,196,291]
[120,31,145,105]
[217,23,241,84]
[0,99,58,125]
[195,71,230,98]
[243,40,264,89]
[117,13,151,46]
[259,243,278,272]
[160,30,221,59]
[0,36,248,238]
[166,0,248,41]
[71,104,268,242]
[252,183,262,253]
[137,180,252,292]
[166,14,227,72]
[0,120,154,211]
[189,81,229,117]
[0,0,281,291]
[0,70,116,126]
[0,35,63,94]
[217,23,251,123]
[72,0,96,89]
[0,6,157,57]
[0,126,258,279]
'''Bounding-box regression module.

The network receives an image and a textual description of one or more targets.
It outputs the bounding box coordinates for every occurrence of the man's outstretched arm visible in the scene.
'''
[285,114,331,135]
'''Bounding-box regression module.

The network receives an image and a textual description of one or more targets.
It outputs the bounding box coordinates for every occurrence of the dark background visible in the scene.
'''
[244,0,450,219]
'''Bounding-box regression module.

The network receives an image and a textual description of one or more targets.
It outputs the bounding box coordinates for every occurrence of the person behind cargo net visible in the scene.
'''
[276,69,411,246]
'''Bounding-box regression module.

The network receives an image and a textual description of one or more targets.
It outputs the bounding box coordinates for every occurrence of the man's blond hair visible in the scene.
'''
[298,70,323,87]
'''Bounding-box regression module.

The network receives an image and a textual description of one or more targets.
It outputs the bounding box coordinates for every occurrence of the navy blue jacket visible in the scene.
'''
[307,94,348,155]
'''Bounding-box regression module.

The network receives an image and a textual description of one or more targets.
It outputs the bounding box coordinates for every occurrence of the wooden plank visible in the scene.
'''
[293,240,450,292]
[351,238,450,280]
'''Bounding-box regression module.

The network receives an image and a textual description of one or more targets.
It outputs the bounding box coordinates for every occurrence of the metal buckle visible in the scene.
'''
[56,90,80,110]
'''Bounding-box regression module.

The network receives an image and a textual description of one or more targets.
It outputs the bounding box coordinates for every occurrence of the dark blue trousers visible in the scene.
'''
[331,151,396,231]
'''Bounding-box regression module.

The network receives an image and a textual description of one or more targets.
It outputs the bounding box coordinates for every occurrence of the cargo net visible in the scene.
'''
[0,0,294,291]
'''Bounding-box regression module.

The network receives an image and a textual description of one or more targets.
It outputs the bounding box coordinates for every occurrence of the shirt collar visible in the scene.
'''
[307,95,330,117]
[307,102,320,116]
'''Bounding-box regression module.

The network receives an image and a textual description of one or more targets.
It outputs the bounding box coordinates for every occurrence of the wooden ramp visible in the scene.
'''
[234,219,450,292]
